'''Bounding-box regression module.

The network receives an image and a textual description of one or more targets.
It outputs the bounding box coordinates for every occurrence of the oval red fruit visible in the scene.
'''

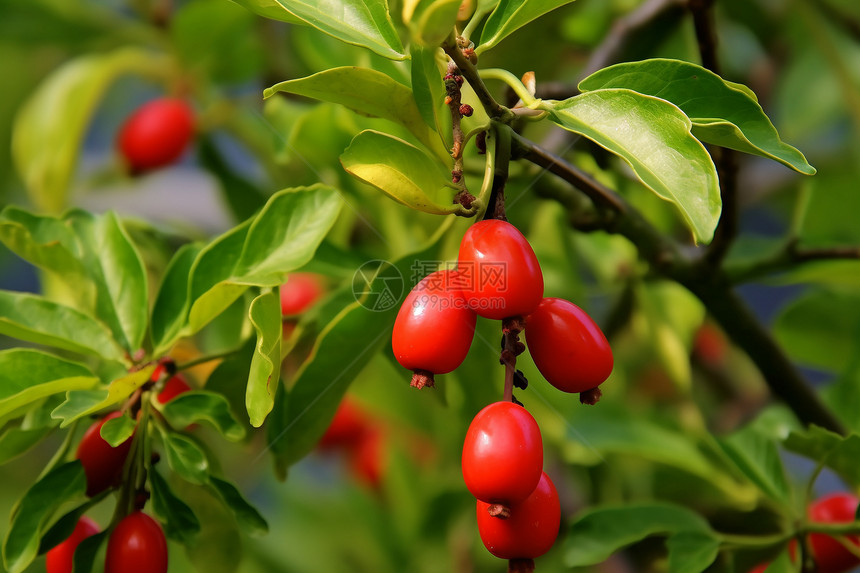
[76,412,134,496]
[280,273,325,316]
[525,297,613,393]
[105,512,168,573]
[476,471,561,560]
[457,220,543,320]
[318,397,369,451]
[807,493,860,573]
[46,516,100,573]
[462,401,543,505]
[117,98,194,173]
[156,374,191,404]
[347,425,386,490]
[392,269,477,375]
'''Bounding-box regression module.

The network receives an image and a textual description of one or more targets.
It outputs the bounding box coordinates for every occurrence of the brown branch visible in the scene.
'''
[442,38,514,123]
[727,242,860,284]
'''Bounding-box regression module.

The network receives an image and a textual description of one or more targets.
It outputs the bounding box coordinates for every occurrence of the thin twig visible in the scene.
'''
[727,242,860,284]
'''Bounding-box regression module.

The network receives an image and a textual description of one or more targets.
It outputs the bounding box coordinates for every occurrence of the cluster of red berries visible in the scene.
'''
[46,362,190,573]
[750,493,860,573]
[117,98,195,174]
[392,218,613,569]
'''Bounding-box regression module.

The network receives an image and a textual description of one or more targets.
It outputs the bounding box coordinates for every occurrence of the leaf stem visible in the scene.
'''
[443,35,515,123]
[479,69,538,107]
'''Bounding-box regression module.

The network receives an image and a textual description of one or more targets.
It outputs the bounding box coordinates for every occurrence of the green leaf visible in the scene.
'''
[578,59,816,175]
[65,210,149,353]
[11,47,170,212]
[150,242,204,354]
[341,130,463,215]
[478,0,576,53]
[51,365,155,427]
[197,137,267,223]
[184,185,342,339]
[265,67,446,161]
[161,431,210,485]
[410,45,451,147]
[38,494,105,555]
[149,468,201,544]
[246,290,281,428]
[773,289,860,373]
[564,502,713,568]
[231,0,406,60]
[0,291,123,361]
[719,426,791,504]
[404,0,461,46]
[0,350,99,420]
[784,425,860,487]
[1,461,86,573]
[208,476,268,535]
[540,89,720,243]
[267,225,450,472]
[99,413,136,447]
[70,530,108,573]
[158,391,246,441]
[666,531,721,573]
[0,426,53,466]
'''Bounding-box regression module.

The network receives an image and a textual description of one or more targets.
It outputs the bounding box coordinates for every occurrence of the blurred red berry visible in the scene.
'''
[76,412,133,496]
[117,98,194,173]
[280,273,325,316]
[46,516,100,573]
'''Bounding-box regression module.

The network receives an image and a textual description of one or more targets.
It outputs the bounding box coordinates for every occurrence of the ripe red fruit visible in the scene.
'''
[392,269,477,386]
[46,516,100,573]
[76,412,134,496]
[807,493,860,573]
[105,512,168,573]
[280,273,325,316]
[457,219,543,320]
[462,401,543,506]
[525,297,613,393]
[693,322,728,366]
[347,425,386,490]
[117,98,194,173]
[476,471,561,560]
[318,397,370,451]
[155,374,191,404]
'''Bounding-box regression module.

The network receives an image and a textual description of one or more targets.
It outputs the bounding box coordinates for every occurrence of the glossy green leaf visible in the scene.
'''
[1,461,86,573]
[341,130,462,215]
[246,290,281,428]
[149,468,201,544]
[70,530,108,573]
[404,0,461,46]
[161,431,210,485]
[719,427,791,504]
[579,59,816,175]
[265,67,446,161]
[51,365,155,427]
[37,495,104,556]
[0,290,123,360]
[173,480,242,573]
[158,391,246,441]
[99,412,136,447]
[773,289,860,373]
[410,45,451,147]
[208,476,268,535]
[540,89,720,243]
[65,210,149,353]
[784,426,860,487]
[150,242,204,354]
[0,426,53,465]
[11,47,169,212]
[478,0,576,53]
[0,350,99,420]
[666,531,721,573]
[231,0,406,60]
[184,186,341,339]
[564,502,713,567]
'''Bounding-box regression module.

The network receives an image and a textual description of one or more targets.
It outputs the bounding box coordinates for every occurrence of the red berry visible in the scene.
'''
[105,512,168,573]
[457,220,543,320]
[693,322,728,366]
[318,397,370,451]
[46,516,100,573]
[748,565,768,573]
[392,269,477,375]
[525,297,613,393]
[280,273,325,316]
[117,98,194,173]
[807,493,860,573]
[76,412,134,496]
[462,402,543,506]
[476,471,560,560]
[155,374,191,404]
